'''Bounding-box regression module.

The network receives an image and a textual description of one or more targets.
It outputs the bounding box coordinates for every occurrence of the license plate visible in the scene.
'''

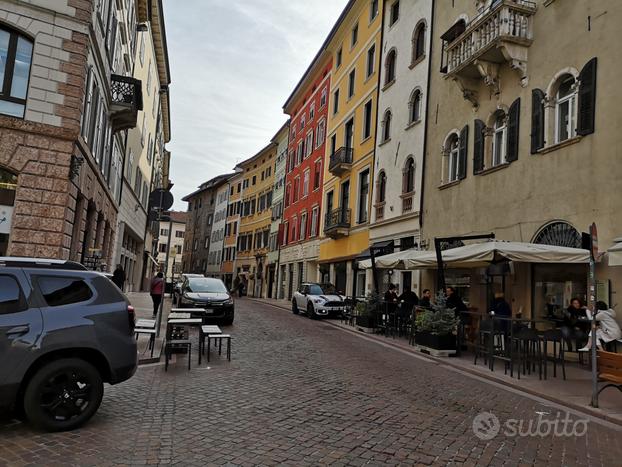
[205,308,214,314]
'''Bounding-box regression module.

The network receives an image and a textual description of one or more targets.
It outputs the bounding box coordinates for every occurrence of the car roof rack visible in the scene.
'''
[0,257,88,271]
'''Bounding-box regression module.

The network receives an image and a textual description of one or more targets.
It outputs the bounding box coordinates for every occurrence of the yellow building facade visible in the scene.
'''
[319,0,384,296]
[236,143,277,297]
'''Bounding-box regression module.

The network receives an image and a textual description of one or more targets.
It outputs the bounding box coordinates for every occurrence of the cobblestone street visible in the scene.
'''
[1,298,621,466]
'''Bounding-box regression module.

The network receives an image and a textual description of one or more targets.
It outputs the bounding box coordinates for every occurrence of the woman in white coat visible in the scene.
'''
[579,301,622,351]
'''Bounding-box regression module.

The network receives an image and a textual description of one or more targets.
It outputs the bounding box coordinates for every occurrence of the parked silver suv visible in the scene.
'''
[0,257,138,431]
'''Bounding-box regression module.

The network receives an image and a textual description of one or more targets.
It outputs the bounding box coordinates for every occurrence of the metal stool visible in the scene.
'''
[207,334,231,362]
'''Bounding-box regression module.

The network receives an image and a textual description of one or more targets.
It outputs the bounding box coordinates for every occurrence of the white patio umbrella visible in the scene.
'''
[357,248,435,270]
[607,238,622,266]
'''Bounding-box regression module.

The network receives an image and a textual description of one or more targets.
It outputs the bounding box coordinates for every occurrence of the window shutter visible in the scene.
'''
[577,57,597,136]
[530,89,545,154]
[458,125,468,180]
[473,119,485,174]
[507,97,520,162]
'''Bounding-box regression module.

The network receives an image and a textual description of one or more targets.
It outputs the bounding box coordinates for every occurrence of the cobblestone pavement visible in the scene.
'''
[1,298,621,466]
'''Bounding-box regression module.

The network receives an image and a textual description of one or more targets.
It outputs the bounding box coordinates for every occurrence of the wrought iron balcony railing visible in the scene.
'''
[328,147,353,176]
[110,74,143,133]
[324,207,351,238]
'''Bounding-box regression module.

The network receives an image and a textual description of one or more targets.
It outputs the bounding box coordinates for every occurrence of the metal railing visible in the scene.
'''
[324,207,351,231]
[402,196,413,213]
[111,74,142,110]
[329,147,353,172]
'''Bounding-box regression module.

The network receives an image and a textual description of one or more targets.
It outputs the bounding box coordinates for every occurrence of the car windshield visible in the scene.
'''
[309,284,338,295]
[186,278,228,293]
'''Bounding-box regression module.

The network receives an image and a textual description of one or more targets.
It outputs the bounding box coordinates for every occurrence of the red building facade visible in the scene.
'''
[278,57,332,295]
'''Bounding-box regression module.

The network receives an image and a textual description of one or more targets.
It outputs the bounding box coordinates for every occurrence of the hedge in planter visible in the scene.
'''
[414,292,459,350]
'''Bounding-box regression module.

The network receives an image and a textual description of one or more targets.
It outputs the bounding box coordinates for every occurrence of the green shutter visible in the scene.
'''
[473,119,485,174]
[530,89,545,154]
[507,97,520,162]
[577,57,597,136]
[458,125,468,180]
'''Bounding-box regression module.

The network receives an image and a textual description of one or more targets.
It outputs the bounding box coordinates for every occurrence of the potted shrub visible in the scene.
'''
[414,292,459,354]
[355,291,382,330]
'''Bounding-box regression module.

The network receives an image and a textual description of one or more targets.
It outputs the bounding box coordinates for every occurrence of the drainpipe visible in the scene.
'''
[418,0,435,235]
[368,0,387,295]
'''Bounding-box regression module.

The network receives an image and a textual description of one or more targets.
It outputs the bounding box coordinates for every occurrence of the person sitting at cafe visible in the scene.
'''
[398,285,419,316]
[419,289,432,308]
[561,297,589,352]
[579,301,622,351]
[446,286,468,317]
[491,292,511,333]
[384,283,399,314]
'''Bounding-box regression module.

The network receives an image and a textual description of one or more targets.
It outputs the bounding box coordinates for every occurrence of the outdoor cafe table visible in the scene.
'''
[167,318,202,326]
[168,312,192,320]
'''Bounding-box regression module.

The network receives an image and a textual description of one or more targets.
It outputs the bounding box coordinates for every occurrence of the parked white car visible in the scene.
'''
[292,283,345,319]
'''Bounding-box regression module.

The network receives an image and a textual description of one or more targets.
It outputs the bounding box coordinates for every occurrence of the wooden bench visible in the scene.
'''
[597,350,622,395]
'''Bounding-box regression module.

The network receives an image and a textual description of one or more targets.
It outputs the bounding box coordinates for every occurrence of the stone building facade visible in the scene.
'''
[0,0,142,268]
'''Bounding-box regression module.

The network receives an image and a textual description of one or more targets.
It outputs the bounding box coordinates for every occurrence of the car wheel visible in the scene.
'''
[23,358,103,432]
[292,300,299,315]
[307,303,317,319]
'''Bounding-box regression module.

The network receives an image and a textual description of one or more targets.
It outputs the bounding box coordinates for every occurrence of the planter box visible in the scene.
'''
[356,315,376,329]
[414,331,456,351]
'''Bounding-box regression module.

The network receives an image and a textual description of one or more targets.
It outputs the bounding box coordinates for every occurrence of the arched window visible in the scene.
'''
[0,26,34,118]
[445,133,460,182]
[403,158,415,193]
[385,49,396,85]
[555,75,577,143]
[533,221,582,248]
[409,89,422,124]
[377,171,386,203]
[492,111,507,166]
[412,22,426,63]
[382,110,392,142]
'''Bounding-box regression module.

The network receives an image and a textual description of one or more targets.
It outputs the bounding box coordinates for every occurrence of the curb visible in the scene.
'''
[249,298,622,428]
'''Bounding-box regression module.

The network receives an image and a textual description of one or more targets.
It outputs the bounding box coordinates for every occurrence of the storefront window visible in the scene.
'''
[445,270,471,306]
[533,264,587,320]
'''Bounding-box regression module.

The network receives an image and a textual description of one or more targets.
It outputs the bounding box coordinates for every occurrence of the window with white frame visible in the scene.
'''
[316,119,326,148]
[348,68,356,98]
[0,26,33,118]
[300,212,307,240]
[492,111,508,166]
[303,169,310,197]
[446,134,460,182]
[385,49,396,85]
[363,99,373,139]
[309,102,315,120]
[357,169,370,223]
[311,206,319,236]
[313,160,322,190]
[320,88,327,108]
[333,89,340,114]
[301,114,306,129]
[296,141,304,165]
[403,157,415,193]
[305,131,313,157]
[555,75,577,143]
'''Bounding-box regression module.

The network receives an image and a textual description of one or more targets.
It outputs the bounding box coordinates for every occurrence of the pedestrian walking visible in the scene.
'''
[111,264,126,291]
[150,272,165,318]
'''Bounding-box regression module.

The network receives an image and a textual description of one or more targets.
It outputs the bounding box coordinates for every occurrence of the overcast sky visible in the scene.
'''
[163,0,350,210]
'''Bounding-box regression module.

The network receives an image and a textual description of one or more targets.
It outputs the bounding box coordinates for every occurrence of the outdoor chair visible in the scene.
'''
[511,327,543,380]
[134,318,157,358]
[474,319,495,369]
[541,329,566,380]
[199,325,222,365]
[164,324,192,371]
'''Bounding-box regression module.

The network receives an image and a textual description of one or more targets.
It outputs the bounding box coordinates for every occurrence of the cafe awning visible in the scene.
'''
[607,238,622,266]
[360,240,590,270]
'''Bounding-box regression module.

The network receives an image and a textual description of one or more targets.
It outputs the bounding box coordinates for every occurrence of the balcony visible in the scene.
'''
[324,207,351,239]
[375,204,385,221]
[110,74,143,132]
[402,195,413,214]
[328,147,353,176]
[442,0,536,101]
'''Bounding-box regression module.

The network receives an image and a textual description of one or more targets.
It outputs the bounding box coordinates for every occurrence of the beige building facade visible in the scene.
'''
[420,0,622,322]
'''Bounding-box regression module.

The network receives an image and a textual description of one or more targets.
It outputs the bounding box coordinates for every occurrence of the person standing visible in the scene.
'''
[150,272,165,318]
[111,264,126,291]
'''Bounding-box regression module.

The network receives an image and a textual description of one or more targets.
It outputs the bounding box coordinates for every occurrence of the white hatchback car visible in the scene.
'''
[292,283,345,318]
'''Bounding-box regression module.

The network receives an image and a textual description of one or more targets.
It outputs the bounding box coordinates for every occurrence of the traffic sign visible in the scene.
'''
[148,189,174,211]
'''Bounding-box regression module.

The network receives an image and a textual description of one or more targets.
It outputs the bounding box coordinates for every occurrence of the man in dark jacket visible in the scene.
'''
[112,264,126,291]
[446,286,468,315]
